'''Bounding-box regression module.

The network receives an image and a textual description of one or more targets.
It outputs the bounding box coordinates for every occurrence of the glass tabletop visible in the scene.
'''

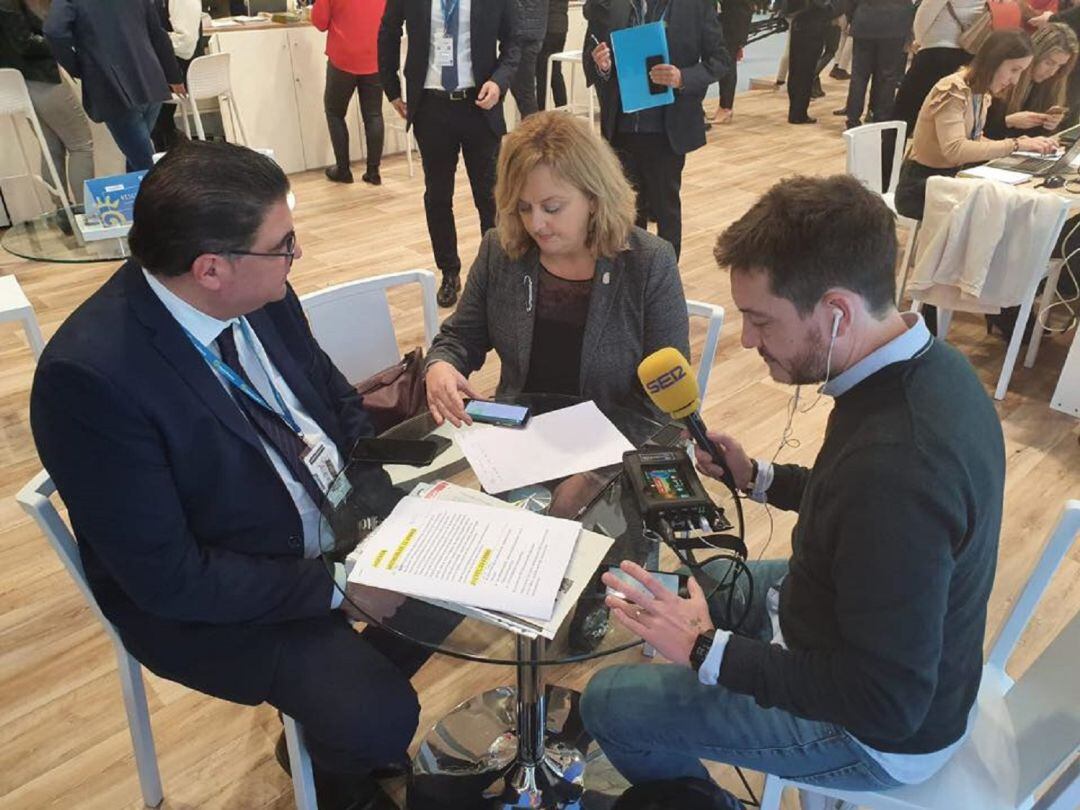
[2,209,130,263]
[321,394,689,666]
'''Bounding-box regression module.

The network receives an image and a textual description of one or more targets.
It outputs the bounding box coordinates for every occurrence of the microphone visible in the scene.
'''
[637,348,737,492]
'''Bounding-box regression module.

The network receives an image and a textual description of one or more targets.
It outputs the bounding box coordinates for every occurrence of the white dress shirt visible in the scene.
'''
[424,0,475,91]
[143,269,348,606]
[167,0,203,61]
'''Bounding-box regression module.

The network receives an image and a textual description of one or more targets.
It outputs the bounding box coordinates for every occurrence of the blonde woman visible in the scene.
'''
[424,110,690,426]
[986,22,1079,138]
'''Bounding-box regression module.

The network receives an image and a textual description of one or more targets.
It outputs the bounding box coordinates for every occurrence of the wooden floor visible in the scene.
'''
[1,78,1077,810]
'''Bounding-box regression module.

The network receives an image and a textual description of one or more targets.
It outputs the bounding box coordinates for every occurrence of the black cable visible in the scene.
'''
[735,765,761,807]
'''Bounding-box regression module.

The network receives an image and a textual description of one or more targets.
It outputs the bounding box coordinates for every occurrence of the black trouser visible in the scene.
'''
[151,55,191,152]
[614,131,685,259]
[324,62,385,173]
[787,15,828,120]
[412,92,499,275]
[893,158,959,221]
[845,36,907,126]
[719,5,753,110]
[815,23,842,78]
[536,29,568,109]
[511,39,543,117]
[892,46,971,135]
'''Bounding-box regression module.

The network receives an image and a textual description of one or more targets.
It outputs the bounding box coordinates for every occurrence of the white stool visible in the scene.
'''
[0,275,45,359]
[0,68,79,240]
[177,52,249,145]
[546,50,596,133]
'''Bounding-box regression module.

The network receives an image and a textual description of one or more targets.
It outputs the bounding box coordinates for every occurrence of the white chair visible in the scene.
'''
[0,274,46,359]
[15,471,319,810]
[843,121,918,303]
[386,38,415,178]
[299,269,439,385]
[177,52,249,145]
[687,299,725,400]
[760,499,1080,810]
[546,50,596,133]
[0,68,79,239]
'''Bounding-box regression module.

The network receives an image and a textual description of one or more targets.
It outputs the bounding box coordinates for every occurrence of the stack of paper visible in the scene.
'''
[454,401,634,494]
[405,481,614,638]
[348,493,582,620]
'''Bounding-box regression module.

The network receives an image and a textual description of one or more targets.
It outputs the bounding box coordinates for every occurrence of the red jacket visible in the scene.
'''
[311,0,386,76]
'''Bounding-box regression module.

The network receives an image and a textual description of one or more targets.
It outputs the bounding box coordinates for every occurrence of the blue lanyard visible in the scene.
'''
[441,0,458,34]
[183,320,304,436]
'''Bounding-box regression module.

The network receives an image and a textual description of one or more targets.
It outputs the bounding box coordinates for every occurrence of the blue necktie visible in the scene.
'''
[441,0,459,92]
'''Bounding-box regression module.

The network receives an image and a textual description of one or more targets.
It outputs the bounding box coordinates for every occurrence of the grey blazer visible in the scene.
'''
[427,227,691,417]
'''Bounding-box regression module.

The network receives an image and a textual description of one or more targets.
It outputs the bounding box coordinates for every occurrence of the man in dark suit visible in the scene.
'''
[44,0,186,171]
[31,141,433,810]
[583,0,729,259]
[378,0,522,308]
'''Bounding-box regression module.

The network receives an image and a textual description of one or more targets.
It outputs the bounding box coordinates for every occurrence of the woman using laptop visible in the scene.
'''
[423,111,690,426]
[985,22,1079,139]
[894,30,1059,221]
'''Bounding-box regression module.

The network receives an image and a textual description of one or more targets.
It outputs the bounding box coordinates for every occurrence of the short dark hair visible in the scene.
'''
[713,174,897,317]
[967,29,1034,95]
[128,140,290,277]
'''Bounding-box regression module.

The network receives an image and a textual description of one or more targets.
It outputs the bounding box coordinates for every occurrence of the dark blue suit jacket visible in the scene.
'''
[30,261,397,703]
[44,0,182,122]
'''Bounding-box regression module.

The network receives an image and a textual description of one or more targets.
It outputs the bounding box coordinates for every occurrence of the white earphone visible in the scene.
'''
[830,307,843,339]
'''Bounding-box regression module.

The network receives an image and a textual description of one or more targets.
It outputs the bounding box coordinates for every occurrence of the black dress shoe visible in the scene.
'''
[362,170,382,186]
[810,78,824,98]
[437,273,461,308]
[829,66,850,80]
[832,107,847,116]
[326,165,355,184]
[788,116,817,124]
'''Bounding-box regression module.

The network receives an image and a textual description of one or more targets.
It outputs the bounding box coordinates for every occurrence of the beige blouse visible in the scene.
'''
[908,72,1017,169]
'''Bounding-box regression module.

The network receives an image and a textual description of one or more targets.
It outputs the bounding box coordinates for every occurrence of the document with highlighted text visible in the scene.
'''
[347,495,581,620]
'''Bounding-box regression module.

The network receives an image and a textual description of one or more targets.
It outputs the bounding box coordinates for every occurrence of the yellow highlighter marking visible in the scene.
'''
[373,550,387,568]
[388,529,416,571]
[470,548,492,585]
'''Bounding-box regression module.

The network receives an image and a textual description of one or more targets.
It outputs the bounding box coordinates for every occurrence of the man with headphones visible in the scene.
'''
[580,175,1005,800]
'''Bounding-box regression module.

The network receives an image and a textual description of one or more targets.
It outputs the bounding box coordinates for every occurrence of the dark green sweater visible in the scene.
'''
[719,340,1005,754]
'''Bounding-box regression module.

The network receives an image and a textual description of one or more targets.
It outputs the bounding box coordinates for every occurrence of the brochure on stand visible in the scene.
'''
[404,481,615,638]
[347,493,581,620]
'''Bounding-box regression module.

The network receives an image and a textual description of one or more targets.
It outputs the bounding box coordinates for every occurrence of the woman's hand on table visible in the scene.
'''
[425,361,478,427]
[1016,135,1059,154]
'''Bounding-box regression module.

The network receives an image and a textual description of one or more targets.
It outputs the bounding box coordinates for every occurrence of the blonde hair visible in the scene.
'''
[1006,23,1078,115]
[494,111,635,260]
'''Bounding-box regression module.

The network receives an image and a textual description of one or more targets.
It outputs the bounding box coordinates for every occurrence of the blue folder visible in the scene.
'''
[611,22,674,114]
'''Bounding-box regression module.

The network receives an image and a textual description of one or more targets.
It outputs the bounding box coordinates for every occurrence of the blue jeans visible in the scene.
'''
[580,559,903,792]
[104,102,162,172]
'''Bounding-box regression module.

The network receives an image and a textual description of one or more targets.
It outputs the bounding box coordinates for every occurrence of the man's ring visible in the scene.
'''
[634,608,643,620]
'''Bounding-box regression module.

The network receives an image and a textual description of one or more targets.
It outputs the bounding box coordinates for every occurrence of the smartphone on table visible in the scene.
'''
[464,399,531,428]
[350,436,451,467]
[604,566,689,600]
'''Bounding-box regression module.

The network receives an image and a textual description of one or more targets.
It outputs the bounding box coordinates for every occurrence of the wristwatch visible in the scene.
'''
[742,458,759,496]
[689,629,717,672]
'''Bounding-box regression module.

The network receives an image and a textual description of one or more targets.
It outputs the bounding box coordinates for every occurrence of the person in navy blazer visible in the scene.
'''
[30,141,436,810]
[44,0,185,170]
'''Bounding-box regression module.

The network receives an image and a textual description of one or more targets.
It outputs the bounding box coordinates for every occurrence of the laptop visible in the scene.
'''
[987,134,1080,178]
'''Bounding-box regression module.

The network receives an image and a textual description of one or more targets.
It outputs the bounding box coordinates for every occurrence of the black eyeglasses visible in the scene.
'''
[225,232,298,266]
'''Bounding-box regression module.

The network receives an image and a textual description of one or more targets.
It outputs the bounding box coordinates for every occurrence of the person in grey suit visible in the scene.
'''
[424,110,690,424]
[44,0,185,171]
